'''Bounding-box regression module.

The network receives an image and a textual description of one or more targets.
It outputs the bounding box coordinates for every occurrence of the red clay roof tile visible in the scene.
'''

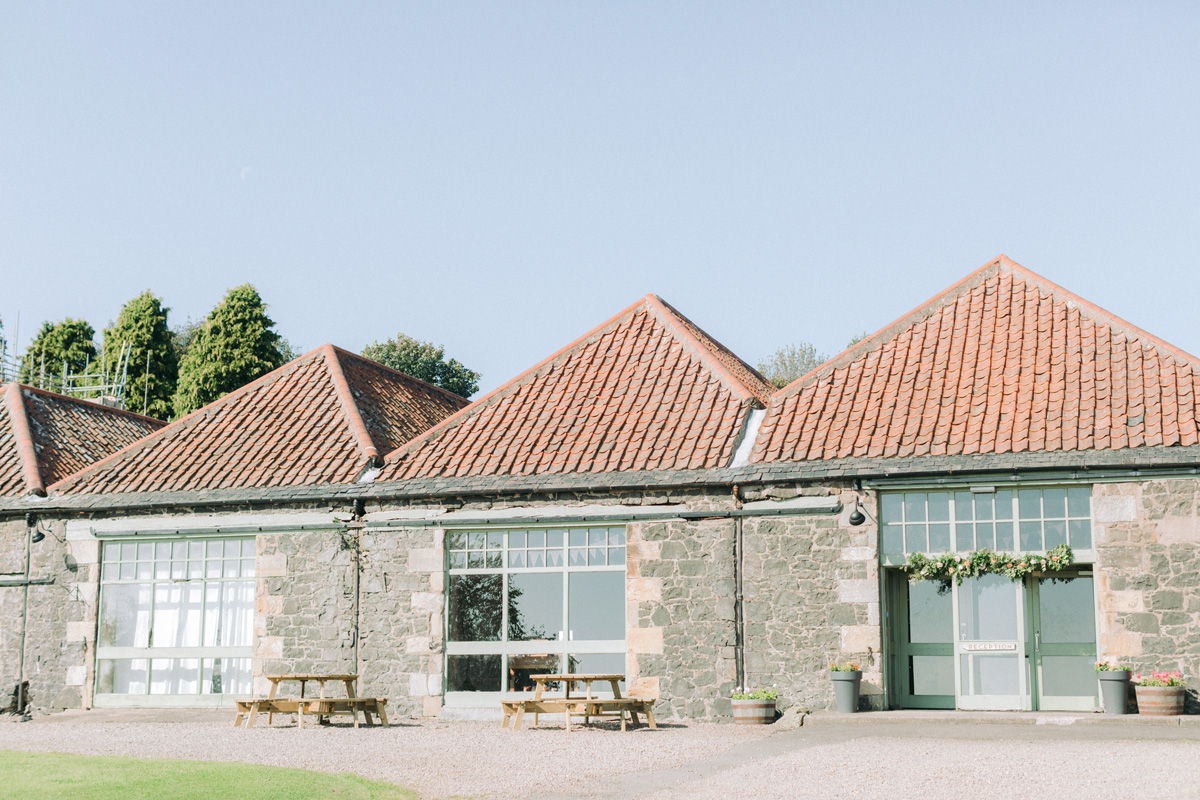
[751,255,1200,464]
[0,383,165,497]
[376,295,765,481]
[51,346,467,495]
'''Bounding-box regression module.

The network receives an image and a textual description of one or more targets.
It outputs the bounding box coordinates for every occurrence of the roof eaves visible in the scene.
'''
[5,383,45,496]
[323,345,381,467]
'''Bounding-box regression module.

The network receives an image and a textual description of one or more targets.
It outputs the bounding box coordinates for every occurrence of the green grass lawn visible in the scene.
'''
[0,750,420,800]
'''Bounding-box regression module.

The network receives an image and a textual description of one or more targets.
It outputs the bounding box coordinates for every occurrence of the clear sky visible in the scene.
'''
[3,3,1199,396]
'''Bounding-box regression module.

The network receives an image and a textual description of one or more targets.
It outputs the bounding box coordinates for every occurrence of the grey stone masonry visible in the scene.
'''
[741,485,882,712]
[1094,478,1200,712]
[625,517,738,720]
[254,530,357,696]
[357,525,443,718]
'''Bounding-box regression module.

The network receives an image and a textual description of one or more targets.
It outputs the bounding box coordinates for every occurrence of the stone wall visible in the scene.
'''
[741,486,882,712]
[22,519,97,712]
[626,517,738,719]
[0,517,26,707]
[357,525,443,718]
[254,530,356,696]
[1094,478,1200,712]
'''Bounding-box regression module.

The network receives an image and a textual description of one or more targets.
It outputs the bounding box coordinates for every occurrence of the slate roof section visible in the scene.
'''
[752,255,1200,463]
[52,345,468,495]
[376,294,770,481]
[0,383,165,497]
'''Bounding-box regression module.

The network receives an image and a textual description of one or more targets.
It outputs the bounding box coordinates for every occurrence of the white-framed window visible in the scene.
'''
[444,525,627,699]
[880,487,1092,558]
[95,537,254,704]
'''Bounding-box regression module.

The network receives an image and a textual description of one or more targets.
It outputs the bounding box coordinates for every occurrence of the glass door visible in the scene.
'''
[953,574,1027,710]
[890,573,954,708]
[1030,574,1099,711]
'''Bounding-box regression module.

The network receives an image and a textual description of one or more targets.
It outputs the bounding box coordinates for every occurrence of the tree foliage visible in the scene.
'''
[172,285,285,418]
[757,342,828,390]
[19,319,97,389]
[362,333,480,398]
[103,291,179,419]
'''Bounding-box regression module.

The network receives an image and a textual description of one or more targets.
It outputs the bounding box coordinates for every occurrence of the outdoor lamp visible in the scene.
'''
[848,499,866,527]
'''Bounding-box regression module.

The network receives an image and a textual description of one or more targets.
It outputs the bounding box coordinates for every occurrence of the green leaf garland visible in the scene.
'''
[903,543,1074,585]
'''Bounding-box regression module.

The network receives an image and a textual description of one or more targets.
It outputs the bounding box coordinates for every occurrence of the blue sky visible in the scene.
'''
[3,3,1199,395]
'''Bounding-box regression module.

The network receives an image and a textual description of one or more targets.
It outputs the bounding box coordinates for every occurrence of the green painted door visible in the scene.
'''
[1028,573,1099,711]
[890,572,955,709]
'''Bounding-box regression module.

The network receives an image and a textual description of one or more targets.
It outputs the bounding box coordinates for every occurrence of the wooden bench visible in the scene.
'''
[233,697,389,729]
[501,696,656,731]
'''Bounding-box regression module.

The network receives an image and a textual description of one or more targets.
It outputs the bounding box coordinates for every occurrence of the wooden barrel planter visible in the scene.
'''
[1135,685,1185,716]
[731,698,776,724]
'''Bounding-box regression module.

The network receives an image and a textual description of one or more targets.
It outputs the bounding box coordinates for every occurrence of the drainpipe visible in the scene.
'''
[17,514,33,718]
[351,498,364,679]
[732,485,745,690]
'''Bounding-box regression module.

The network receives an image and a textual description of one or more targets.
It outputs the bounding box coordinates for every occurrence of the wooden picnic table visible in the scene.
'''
[233,672,388,729]
[502,673,655,731]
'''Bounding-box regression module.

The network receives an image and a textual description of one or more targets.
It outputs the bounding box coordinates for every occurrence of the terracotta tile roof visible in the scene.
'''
[752,255,1200,463]
[377,294,769,481]
[0,383,165,497]
[52,345,468,495]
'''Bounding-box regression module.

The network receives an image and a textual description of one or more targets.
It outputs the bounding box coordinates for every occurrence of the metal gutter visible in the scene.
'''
[90,523,349,538]
[364,501,841,529]
[0,576,54,587]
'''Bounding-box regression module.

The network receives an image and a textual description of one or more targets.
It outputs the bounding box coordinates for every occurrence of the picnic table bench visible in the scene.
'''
[233,673,388,729]
[501,673,656,732]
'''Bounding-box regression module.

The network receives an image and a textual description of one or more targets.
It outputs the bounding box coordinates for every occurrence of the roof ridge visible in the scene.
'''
[49,346,328,493]
[380,296,653,465]
[14,383,167,425]
[322,345,381,467]
[643,295,773,405]
[5,382,45,496]
[326,345,471,407]
[773,254,1200,406]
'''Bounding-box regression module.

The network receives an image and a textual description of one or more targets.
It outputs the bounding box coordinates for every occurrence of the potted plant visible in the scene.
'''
[1095,661,1133,715]
[731,687,777,725]
[830,662,862,713]
[1134,669,1186,716]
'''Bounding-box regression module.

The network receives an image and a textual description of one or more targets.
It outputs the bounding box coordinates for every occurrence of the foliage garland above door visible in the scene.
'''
[902,543,1074,585]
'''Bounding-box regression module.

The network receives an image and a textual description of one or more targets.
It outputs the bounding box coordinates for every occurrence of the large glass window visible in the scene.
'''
[96,537,254,703]
[445,526,627,698]
[881,487,1091,557]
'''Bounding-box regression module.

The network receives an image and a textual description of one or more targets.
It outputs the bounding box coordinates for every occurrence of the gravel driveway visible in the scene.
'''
[3,711,1200,799]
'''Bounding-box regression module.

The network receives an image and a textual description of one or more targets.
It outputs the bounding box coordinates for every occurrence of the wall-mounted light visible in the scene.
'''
[25,512,59,545]
[848,498,867,527]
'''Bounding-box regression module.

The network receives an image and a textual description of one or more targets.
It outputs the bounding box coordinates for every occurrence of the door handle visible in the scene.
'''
[1034,632,1040,651]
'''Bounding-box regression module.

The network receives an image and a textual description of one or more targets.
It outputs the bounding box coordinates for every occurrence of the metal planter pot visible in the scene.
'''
[831,671,862,713]
[731,698,776,725]
[1135,685,1185,716]
[1098,671,1131,715]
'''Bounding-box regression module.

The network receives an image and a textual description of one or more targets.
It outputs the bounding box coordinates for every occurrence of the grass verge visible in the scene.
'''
[0,750,419,800]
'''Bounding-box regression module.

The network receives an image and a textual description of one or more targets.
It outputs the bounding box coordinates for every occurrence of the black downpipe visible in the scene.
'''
[734,515,745,690]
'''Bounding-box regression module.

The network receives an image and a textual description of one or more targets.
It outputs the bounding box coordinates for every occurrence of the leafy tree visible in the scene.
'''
[19,319,97,390]
[173,318,297,370]
[103,291,178,419]
[757,342,828,390]
[172,284,285,418]
[170,318,204,366]
[362,334,480,398]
